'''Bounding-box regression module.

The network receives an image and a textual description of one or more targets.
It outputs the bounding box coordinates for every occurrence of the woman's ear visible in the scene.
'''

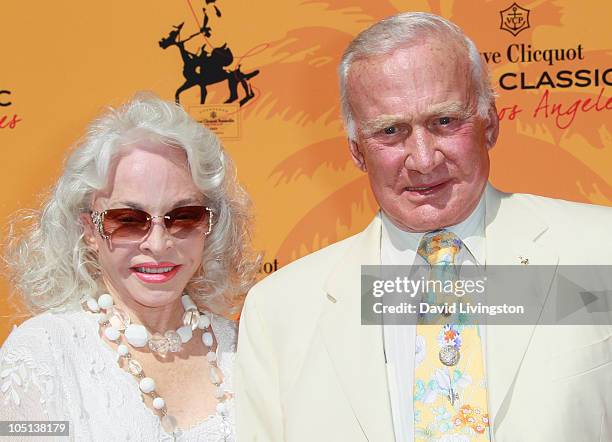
[79,213,99,252]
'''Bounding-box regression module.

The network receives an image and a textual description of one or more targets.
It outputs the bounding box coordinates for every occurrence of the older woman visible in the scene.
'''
[0,94,258,441]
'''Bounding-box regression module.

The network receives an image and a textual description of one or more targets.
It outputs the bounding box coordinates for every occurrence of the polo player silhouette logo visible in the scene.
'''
[159,2,260,106]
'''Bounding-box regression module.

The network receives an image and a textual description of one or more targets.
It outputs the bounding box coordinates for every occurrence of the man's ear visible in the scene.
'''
[485,104,500,149]
[348,139,367,172]
[79,213,99,253]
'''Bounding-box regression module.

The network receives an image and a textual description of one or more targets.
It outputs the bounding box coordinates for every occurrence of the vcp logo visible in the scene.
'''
[500,3,530,36]
[0,89,22,130]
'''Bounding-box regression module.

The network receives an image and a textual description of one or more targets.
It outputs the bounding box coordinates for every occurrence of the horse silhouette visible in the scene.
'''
[159,23,259,106]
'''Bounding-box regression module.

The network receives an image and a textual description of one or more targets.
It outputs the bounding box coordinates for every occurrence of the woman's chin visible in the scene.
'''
[116,283,186,310]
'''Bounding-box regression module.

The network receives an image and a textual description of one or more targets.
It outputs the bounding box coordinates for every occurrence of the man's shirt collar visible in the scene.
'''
[381,193,485,266]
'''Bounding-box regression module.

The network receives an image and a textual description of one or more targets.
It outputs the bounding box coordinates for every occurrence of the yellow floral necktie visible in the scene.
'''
[413,230,491,441]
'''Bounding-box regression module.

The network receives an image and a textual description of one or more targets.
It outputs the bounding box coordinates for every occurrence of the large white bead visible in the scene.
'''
[104,326,120,341]
[86,297,100,312]
[117,344,129,357]
[176,325,193,344]
[181,295,197,311]
[152,397,166,410]
[97,293,114,309]
[197,314,211,330]
[108,307,131,331]
[125,324,149,347]
[139,377,156,394]
[202,332,213,347]
[206,351,217,363]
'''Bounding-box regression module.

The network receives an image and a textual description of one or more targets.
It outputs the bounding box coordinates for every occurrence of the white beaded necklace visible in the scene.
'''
[85,293,232,441]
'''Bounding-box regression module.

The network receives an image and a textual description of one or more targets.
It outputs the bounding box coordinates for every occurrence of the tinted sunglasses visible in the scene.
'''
[90,206,213,243]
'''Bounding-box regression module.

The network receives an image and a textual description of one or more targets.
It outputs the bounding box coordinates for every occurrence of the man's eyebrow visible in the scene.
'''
[424,101,472,117]
[361,114,412,136]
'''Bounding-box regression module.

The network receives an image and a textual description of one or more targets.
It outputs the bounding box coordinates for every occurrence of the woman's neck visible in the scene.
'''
[102,284,185,334]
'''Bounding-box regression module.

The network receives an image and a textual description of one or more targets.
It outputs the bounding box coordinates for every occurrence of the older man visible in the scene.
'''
[236,12,612,442]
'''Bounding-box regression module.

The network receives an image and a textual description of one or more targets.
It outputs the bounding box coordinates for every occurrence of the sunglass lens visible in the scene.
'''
[103,208,150,242]
[165,206,209,236]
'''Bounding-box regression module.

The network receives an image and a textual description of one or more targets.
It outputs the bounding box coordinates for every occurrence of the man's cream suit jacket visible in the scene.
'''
[236,185,612,442]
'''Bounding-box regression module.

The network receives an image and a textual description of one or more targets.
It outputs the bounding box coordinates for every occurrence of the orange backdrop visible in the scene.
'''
[1,0,610,343]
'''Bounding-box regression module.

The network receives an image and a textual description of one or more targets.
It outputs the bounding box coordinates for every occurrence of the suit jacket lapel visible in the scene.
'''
[484,185,559,433]
[318,215,395,442]
[316,186,560,440]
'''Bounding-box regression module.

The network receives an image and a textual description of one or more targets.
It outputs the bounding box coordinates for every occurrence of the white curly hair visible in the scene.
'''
[6,92,259,318]
[339,11,495,140]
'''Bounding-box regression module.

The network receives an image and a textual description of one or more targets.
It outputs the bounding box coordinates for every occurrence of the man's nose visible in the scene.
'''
[403,128,441,174]
[139,219,173,254]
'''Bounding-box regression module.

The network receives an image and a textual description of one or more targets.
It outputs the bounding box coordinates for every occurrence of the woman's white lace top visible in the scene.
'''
[0,308,237,441]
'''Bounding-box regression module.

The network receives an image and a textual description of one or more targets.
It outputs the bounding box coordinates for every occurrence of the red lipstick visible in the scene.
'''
[130,262,181,284]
